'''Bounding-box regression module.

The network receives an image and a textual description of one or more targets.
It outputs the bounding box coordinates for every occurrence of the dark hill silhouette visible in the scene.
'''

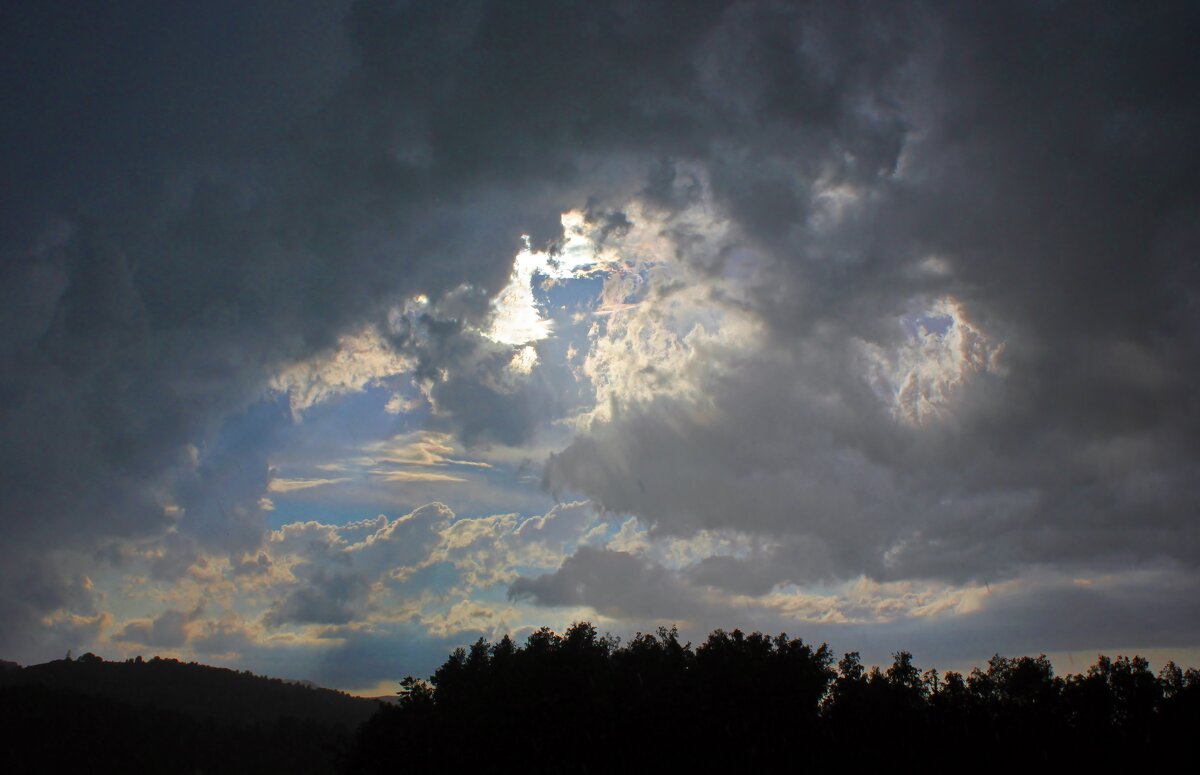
[0,654,376,728]
[0,654,380,774]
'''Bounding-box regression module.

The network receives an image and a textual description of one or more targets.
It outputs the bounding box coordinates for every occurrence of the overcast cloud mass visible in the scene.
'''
[2,0,1198,692]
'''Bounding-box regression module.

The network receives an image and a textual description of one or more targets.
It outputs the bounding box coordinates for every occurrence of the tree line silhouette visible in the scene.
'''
[348,622,1200,771]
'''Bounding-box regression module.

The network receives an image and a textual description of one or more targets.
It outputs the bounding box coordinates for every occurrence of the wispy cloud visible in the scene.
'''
[369,470,467,483]
[267,477,352,493]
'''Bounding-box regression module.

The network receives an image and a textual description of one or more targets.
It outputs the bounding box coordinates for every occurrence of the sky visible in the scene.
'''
[2,0,1199,695]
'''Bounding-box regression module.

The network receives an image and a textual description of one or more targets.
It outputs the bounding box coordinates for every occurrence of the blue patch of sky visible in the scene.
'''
[901,311,954,338]
[264,497,375,528]
[541,272,607,314]
[281,380,435,457]
[206,393,293,462]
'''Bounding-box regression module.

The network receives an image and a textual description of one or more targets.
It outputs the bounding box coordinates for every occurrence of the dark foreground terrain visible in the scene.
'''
[0,655,377,774]
[3,626,1198,773]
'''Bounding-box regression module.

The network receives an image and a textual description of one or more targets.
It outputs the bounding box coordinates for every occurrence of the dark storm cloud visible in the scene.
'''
[2,0,1198,663]
[0,1,353,246]
[542,1,1200,595]
[0,1,590,652]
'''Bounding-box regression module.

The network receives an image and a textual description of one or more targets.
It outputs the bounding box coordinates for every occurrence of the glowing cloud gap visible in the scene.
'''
[486,211,612,348]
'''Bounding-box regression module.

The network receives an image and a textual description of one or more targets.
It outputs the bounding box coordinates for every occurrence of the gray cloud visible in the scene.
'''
[509,545,707,621]
[2,0,1197,671]
[115,608,202,650]
[796,569,1200,670]
[264,570,369,628]
[262,503,453,627]
[542,1,1200,595]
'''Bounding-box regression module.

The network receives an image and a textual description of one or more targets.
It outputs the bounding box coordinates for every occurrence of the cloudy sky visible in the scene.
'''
[2,0,1198,694]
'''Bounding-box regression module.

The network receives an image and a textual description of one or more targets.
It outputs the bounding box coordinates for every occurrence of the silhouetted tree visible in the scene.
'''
[344,624,1200,772]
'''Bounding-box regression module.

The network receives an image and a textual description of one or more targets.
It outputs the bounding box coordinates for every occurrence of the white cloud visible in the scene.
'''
[267,477,351,493]
[270,326,413,416]
[364,431,492,469]
[370,470,467,483]
[384,392,421,414]
[508,345,539,375]
[421,598,510,639]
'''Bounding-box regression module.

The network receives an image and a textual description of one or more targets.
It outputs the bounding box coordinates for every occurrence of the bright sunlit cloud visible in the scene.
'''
[486,211,615,347]
[270,326,413,416]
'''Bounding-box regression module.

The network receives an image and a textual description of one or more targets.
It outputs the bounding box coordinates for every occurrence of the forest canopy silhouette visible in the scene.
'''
[349,622,1200,772]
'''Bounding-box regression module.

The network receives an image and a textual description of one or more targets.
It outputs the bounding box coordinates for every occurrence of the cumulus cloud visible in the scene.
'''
[251,501,598,638]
